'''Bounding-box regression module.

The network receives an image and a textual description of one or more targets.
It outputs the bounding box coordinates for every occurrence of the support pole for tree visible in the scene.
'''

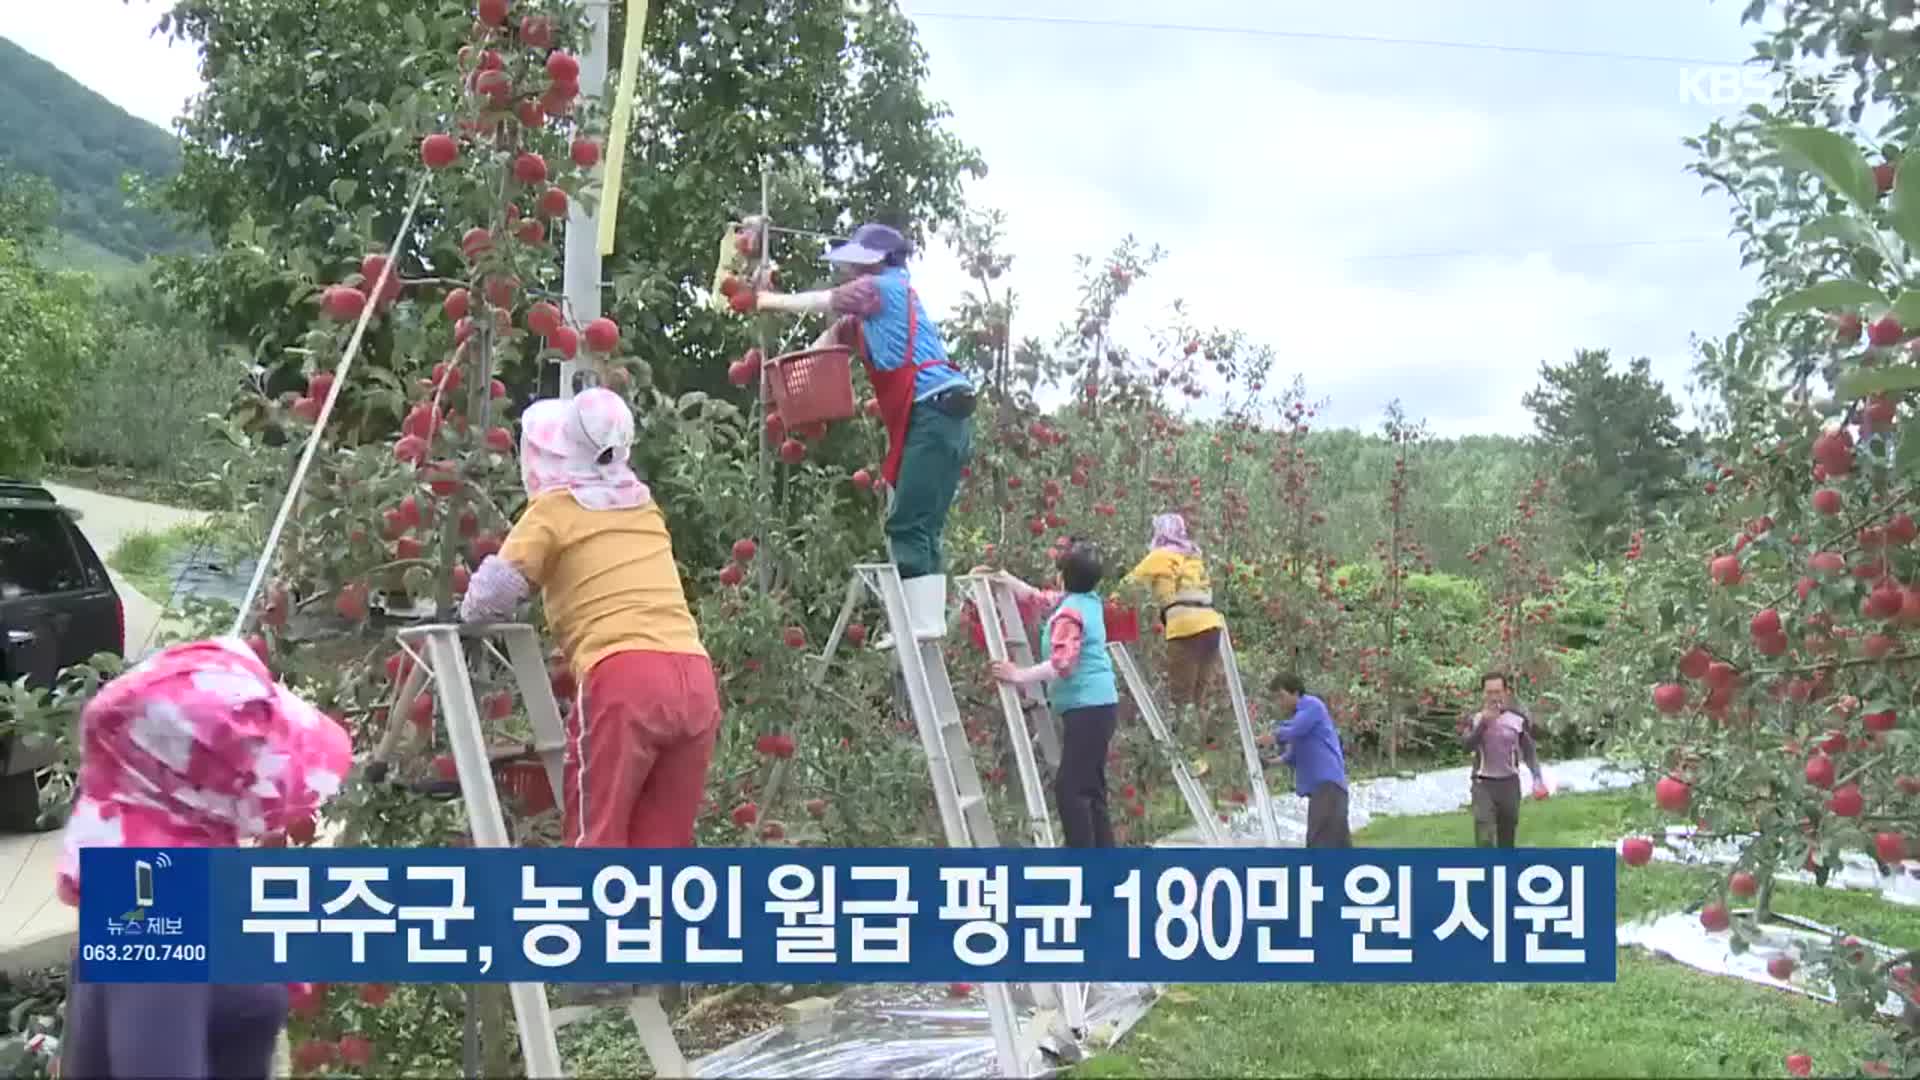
[754,167,774,591]
[559,0,613,400]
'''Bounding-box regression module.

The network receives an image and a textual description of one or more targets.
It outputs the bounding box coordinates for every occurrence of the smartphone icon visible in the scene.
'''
[134,860,154,908]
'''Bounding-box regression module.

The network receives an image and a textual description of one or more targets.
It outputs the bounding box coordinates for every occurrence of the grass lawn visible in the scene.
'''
[106,519,247,604]
[1076,788,1917,1078]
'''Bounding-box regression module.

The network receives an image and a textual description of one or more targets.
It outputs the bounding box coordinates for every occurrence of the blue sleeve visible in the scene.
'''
[1275,699,1324,742]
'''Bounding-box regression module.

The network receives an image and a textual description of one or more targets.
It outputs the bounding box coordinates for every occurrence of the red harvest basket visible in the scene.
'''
[1104,600,1141,644]
[495,759,556,815]
[766,345,855,427]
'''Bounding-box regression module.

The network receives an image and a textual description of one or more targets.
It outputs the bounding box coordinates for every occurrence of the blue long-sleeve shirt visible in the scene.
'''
[1274,693,1347,796]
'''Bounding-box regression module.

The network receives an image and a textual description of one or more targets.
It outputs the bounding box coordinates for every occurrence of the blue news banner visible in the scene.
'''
[76,848,1614,985]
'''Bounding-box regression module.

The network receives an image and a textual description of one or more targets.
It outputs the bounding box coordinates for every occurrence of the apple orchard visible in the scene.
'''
[12,0,1920,1075]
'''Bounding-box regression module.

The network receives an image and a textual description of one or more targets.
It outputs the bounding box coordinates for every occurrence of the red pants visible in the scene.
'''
[564,650,721,848]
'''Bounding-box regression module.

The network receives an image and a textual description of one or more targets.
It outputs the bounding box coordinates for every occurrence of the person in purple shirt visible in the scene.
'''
[1459,671,1549,848]
[1268,672,1350,848]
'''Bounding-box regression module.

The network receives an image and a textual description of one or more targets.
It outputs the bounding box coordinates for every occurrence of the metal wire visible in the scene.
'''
[228,176,433,639]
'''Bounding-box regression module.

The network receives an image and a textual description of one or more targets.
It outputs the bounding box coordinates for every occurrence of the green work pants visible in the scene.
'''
[887,403,973,579]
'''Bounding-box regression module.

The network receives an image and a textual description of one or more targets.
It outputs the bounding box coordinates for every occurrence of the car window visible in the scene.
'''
[0,507,88,599]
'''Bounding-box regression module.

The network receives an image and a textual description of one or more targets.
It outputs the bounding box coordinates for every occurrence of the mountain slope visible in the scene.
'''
[0,36,188,261]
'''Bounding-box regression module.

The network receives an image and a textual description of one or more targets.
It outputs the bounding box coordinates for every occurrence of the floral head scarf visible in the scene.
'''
[57,638,353,904]
[518,388,650,511]
[1149,512,1200,557]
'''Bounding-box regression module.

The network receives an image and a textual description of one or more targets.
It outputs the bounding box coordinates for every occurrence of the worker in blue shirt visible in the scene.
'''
[1268,672,1351,848]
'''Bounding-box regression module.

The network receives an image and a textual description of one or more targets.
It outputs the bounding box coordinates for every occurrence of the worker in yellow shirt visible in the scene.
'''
[460,388,720,851]
[1125,512,1227,774]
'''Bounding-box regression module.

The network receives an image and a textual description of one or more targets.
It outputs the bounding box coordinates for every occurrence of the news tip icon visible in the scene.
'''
[126,852,171,920]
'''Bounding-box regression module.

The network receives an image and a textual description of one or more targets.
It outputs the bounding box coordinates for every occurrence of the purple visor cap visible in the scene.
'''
[826,223,911,265]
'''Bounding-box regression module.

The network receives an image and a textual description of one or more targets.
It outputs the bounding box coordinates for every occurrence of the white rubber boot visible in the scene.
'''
[903,574,949,640]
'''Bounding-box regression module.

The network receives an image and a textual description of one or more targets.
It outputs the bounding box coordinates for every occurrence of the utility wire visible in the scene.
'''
[905,9,1748,68]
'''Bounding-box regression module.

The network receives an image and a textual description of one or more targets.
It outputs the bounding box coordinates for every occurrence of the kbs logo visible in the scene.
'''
[1679,65,1848,107]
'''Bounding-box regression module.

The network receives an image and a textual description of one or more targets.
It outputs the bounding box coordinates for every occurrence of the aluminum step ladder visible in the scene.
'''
[1219,629,1282,846]
[1107,643,1227,846]
[971,575,1063,772]
[390,622,689,1080]
[813,564,1072,1076]
[965,573,1090,1034]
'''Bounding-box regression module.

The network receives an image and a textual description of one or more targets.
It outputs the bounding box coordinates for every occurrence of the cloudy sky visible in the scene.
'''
[5,0,1770,437]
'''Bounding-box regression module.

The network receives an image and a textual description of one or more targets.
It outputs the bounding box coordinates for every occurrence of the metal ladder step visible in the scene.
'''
[398,623,689,1079]
[1109,641,1227,846]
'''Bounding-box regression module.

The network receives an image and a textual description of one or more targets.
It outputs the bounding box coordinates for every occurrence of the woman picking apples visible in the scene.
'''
[750,222,977,643]
[978,540,1121,848]
[460,389,721,855]
[1124,512,1228,772]
[57,638,352,1080]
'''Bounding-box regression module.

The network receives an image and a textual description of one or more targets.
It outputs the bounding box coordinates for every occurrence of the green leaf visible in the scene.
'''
[1769,125,1879,209]
[1798,214,1881,249]
[1836,364,1920,400]
[1889,409,1920,476]
[1890,147,1920,249]
[1893,290,1920,328]
[1769,279,1887,319]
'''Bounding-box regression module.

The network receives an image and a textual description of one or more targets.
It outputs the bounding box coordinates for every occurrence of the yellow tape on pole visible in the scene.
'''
[597,0,649,257]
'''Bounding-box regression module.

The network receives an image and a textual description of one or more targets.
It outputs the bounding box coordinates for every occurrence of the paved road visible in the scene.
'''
[43,482,208,660]
[0,484,210,973]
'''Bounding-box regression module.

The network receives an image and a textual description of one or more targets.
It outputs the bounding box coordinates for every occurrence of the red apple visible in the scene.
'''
[1875,832,1907,864]
[1655,776,1691,812]
[584,317,619,354]
[322,285,367,321]
[293,1040,338,1073]
[520,13,553,47]
[526,301,563,338]
[1805,753,1837,789]
[338,1033,374,1068]
[1827,783,1864,817]
[1699,901,1731,932]
[1709,555,1742,586]
[410,693,434,732]
[1652,683,1688,715]
[1679,647,1713,680]
[421,132,460,170]
[336,582,370,622]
